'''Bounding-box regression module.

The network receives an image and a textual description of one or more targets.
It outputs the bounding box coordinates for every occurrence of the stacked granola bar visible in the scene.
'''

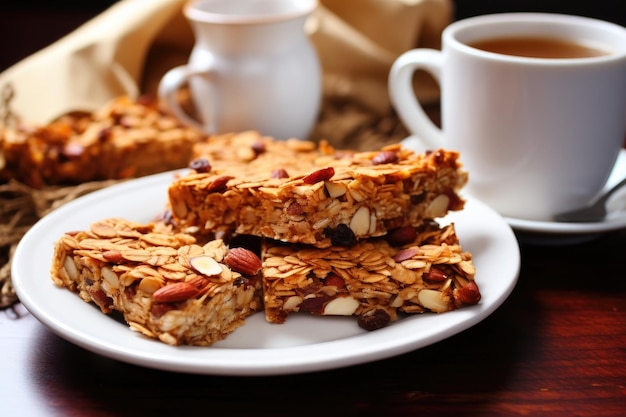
[50,130,481,346]
[166,131,480,331]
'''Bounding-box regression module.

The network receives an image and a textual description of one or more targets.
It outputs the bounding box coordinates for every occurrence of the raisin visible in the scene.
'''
[233,277,248,287]
[358,309,391,331]
[410,192,426,205]
[324,224,357,246]
[299,295,329,314]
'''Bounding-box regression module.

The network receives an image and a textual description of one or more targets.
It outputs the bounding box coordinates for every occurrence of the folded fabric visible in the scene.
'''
[0,0,452,125]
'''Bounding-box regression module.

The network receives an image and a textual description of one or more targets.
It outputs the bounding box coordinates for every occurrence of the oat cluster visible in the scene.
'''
[0,95,204,188]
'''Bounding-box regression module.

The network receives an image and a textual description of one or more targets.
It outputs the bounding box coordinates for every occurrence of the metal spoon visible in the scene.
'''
[553,177,626,223]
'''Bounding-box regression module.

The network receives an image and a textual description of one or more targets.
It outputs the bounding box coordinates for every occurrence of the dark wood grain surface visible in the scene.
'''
[3,231,625,417]
[1,3,625,416]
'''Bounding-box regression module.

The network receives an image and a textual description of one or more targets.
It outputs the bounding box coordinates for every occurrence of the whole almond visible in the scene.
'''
[102,250,124,263]
[224,247,262,276]
[455,281,481,305]
[423,266,449,283]
[152,282,200,303]
[302,167,334,184]
[206,175,233,193]
[386,226,417,246]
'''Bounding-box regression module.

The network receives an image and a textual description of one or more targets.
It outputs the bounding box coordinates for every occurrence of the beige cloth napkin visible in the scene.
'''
[0,0,451,126]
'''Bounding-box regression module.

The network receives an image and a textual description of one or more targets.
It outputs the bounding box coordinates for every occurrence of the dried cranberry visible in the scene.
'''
[372,150,398,165]
[188,158,211,173]
[271,168,290,179]
[251,141,266,154]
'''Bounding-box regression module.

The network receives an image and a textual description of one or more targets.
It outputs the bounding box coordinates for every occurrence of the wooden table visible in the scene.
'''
[2,229,625,416]
[1,3,625,416]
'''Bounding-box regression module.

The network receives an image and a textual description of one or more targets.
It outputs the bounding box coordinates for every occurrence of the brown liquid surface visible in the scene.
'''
[468,36,609,59]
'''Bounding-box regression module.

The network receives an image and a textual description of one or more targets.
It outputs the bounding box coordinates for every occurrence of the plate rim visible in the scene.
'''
[13,170,520,376]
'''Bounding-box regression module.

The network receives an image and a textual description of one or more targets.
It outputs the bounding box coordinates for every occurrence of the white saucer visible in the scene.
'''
[503,149,626,240]
[401,135,626,242]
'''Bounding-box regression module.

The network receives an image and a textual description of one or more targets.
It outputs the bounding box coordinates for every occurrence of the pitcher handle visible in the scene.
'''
[158,65,214,133]
[388,49,444,150]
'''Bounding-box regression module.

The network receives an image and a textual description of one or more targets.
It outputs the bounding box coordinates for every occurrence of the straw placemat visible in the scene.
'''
[0,178,126,309]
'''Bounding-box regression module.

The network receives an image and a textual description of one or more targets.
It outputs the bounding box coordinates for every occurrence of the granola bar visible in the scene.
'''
[168,131,467,248]
[0,95,204,188]
[50,218,263,346]
[261,222,480,330]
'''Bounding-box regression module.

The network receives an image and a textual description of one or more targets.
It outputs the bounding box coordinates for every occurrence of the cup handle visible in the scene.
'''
[158,65,214,133]
[388,49,444,150]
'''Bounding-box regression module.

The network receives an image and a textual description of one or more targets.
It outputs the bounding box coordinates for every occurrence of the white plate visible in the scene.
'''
[13,171,520,376]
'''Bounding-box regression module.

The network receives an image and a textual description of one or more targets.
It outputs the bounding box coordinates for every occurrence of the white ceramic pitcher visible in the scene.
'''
[159,0,321,140]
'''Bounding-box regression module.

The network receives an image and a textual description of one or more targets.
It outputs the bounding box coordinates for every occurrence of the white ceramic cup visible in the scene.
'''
[389,13,626,221]
[158,0,321,140]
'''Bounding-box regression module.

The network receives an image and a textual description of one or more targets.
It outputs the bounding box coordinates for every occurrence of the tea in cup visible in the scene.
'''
[159,0,321,140]
[389,13,626,221]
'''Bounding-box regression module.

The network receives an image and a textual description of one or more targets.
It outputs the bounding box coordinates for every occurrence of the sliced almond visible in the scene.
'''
[325,181,347,198]
[418,289,449,313]
[425,194,450,218]
[349,206,371,237]
[138,276,163,295]
[189,256,223,277]
[322,296,360,316]
[282,295,303,311]
[63,256,79,281]
[101,266,119,291]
